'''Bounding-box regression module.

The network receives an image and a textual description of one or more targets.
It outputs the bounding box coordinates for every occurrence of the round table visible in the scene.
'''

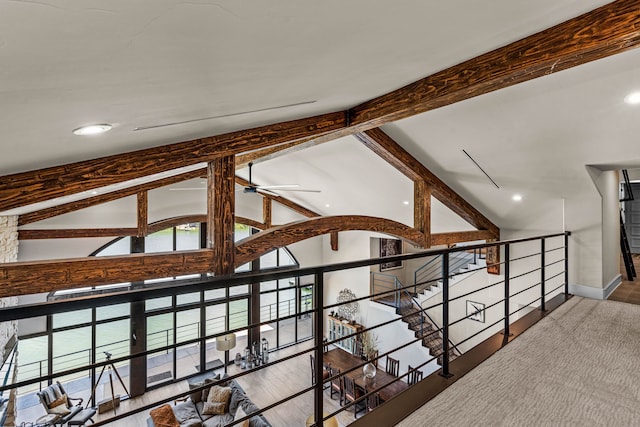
[305,412,339,427]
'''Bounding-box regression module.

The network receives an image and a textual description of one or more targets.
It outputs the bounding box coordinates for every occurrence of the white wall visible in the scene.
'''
[590,169,621,286]
[321,231,372,326]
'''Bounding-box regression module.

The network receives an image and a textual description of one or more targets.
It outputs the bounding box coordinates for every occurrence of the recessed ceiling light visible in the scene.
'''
[325,204,330,208]
[72,124,112,136]
[512,194,523,202]
[403,201,410,205]
[624,92,640,105]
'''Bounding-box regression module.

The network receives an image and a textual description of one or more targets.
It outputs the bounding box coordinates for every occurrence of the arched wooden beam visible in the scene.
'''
[235,215,426,267]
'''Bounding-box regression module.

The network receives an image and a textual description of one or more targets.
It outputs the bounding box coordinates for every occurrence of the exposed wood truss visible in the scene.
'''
[208,156,236,275]
[355,128,499,238]
[18,169,205,226]
[349,0,640,128]
[3,1,640,213]
[234,215,427,268]
[0,250,215,298]
[0,222,490,296]
[0,112,346,212]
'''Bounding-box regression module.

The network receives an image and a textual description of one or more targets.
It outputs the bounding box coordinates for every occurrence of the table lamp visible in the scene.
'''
[216,333,236,373]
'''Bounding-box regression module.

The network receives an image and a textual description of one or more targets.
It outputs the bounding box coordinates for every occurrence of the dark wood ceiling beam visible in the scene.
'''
[431,230,495,247]
[0,112,346,212]
[137,192,148,237]
[350,0,640,127]
[263,198,272,228]
[8,1,637,216]
[18,169,205,226]
[0,250,214,297]
[236,137,318,169]
[414,180,431,247]
[355,128,499,238]
[234,215,426,267]
[18,228,138,240]
[208,156,236,275]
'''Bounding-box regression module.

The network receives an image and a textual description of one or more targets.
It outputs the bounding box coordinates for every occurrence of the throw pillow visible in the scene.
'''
[49,403,71,416]
[200,374,220,402]
[233,405,250,427]
[207,385,231,404]
[202,401,226,415]
[149,404,180,427]
[188,381,204,404]
[172,400,199,424]
[48,394,67,409]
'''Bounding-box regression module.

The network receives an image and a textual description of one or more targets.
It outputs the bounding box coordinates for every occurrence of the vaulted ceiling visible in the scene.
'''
[1,0,638,234]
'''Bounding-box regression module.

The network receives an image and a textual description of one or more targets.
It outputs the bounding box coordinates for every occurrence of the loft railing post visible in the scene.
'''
[313,272,324,426]
[540,238,546,312]
[564,233,569,296]
[440,252,452,378]
[503,244,512,337]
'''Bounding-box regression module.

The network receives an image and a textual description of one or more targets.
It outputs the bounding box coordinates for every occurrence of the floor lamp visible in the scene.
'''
[216,333,236,374]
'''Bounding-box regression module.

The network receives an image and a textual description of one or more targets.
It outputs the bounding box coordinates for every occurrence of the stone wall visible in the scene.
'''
[0,215,18,425]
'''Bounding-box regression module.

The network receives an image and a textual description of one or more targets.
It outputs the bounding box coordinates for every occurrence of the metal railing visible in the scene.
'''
[0,232,570,427]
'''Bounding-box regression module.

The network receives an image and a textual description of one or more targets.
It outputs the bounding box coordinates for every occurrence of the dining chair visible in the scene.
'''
[329,367,343,403]
[407,364,424,385]
[365,386,381,412]
[310,354,330,389]
[343,375,365,417]
[386,356,399,376]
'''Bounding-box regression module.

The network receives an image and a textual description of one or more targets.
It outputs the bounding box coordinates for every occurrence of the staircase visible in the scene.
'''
[396,292,458,365]
[415,252,487,303]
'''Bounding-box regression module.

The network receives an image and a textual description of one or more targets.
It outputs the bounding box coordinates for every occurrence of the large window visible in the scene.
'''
[22,220,308,398]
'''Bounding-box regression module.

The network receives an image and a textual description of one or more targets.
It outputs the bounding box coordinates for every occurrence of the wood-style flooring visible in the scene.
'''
[92,341,355,426]
[609,254,640,305]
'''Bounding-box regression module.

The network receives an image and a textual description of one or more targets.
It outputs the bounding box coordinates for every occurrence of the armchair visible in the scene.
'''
[36,381,84,425]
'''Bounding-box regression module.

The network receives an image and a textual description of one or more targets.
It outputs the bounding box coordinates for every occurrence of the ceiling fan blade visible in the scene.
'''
[256,188,280,197]
[256,184,300,189]
[275,188,321,193]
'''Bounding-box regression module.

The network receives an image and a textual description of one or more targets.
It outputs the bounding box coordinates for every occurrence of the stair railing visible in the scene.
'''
[413,252,476,295]
[370,272,403,308]
[402,287,462,358]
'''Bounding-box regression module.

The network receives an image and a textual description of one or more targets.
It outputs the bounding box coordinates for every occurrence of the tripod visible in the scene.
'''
[86,352,130,415]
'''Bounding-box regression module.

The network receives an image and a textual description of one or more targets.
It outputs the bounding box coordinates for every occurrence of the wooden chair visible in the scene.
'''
[365,386,381,412]
[407,365,424,385]
[386,356,399,376]
[342,375,365,417]
[329,367,343,403]
[310,354,330,389]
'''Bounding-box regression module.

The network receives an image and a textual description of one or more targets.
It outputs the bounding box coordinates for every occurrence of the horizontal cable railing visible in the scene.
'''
[0,232,570,427]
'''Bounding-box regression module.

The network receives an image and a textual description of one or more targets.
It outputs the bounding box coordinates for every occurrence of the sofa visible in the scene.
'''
[147,378,271,427]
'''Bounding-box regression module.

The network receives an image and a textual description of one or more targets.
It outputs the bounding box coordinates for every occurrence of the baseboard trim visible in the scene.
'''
[603,274,622,299]
[569,275,621,300]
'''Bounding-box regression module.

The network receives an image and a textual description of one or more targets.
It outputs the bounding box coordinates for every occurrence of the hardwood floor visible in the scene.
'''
[609,254,640,305]
[89,341,355,426]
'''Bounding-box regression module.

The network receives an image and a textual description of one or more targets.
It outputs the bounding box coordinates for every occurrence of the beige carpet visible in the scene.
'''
[396,297,640,427]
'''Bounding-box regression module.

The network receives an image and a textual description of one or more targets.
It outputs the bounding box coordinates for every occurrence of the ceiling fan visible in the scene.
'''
[242,162,320,197]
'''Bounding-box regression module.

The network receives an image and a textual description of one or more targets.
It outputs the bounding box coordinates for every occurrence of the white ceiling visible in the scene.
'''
[2,0,636,233]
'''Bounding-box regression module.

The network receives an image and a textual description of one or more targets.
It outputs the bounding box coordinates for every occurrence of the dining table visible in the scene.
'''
[323,348,409,402]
